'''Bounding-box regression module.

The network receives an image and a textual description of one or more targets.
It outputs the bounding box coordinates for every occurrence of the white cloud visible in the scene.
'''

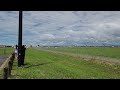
[0,11,120,46]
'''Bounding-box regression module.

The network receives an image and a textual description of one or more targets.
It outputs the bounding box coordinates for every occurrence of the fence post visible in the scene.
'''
[8,61,12,76]
[3,67,8,79]
[10,57,13,67]
[9,53,14,67]
[2,53,15,79]
[12,53,15,60]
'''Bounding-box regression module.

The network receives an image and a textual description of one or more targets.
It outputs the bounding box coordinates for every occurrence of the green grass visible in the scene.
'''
[10,48,120,79]
[44,47,120,60]
[0,47,14,79]
[0,47,14,55]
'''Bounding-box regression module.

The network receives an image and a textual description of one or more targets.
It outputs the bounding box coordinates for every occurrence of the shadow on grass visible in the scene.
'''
[10,74,20,77]
[24,62,54,68]
[9,74,21,79]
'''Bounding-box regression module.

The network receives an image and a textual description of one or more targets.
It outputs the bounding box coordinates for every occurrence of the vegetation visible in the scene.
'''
[10,48,120,79]
[0,47,14,79]
[44,47,120,60]
[0,47,14,55]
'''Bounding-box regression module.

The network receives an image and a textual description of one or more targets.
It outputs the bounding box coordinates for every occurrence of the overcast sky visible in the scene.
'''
[0,11,120,46]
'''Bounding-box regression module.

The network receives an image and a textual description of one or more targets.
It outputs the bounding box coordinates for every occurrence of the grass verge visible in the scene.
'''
[10,48,120,79]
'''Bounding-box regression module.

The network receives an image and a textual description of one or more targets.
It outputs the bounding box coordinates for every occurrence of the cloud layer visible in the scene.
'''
[0,11,120,46]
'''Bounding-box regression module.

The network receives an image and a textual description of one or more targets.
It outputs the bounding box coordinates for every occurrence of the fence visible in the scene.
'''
[0,53,15,79]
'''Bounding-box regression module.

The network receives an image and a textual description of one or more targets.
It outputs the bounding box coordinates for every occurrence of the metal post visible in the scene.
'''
[18,11,22,67]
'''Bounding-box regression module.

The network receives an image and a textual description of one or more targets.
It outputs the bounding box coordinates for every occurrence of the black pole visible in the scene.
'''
[18,11,22,67]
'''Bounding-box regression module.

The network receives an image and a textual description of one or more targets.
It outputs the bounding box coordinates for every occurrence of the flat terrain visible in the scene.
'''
[0,47,14,78]
[0,47,14,66]
[0,47,14,55]
[44,47,120,60]
[10,47,120,79]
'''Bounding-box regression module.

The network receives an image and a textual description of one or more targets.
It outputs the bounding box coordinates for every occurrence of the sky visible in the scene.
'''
[0,11,120,46]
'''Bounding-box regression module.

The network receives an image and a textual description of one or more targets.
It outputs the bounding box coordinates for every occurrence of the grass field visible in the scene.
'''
[0,47,14,56]
[0,47,14,79]
[44,47,120,60]
[10,47,120,79]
